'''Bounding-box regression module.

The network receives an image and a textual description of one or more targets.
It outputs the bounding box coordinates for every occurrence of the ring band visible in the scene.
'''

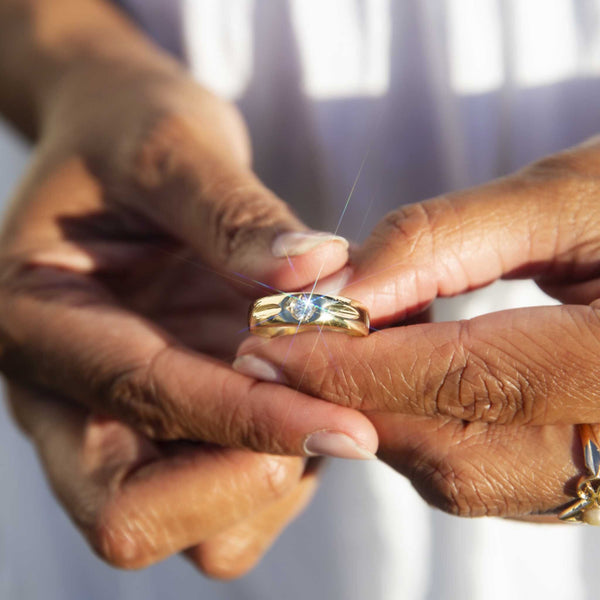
[249,292,370,338]
[559,424,600,525]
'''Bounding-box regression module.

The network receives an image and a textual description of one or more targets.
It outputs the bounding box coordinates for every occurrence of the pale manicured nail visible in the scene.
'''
[303,431,377,460]
[272,231,349,258]
[232,355,285,383]
[312,266,353,295]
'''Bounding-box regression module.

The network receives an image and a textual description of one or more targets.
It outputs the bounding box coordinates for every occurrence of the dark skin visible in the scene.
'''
[0,0,377,575]
[4,0,597,578]
[240,140,600,522]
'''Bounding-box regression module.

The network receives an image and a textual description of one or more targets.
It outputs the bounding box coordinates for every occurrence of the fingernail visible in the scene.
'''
[303,430,377,460]
[236,337,263,356]
[272,231,349,258]
[232,355,285,383]
[312,266,353,295]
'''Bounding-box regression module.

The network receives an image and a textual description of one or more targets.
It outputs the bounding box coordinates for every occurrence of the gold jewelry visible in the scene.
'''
[249,292,370,338]
[559,424,600,525]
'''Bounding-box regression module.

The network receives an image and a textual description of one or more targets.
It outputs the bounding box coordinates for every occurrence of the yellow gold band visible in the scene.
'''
[249,293,370,338]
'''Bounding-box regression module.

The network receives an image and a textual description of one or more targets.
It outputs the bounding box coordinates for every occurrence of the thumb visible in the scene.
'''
[342,140,600,322]
[124,117,348,291]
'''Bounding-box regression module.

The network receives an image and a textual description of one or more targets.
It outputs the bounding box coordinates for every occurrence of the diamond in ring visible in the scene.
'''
[284,294,319,323]
[249,293,370,337]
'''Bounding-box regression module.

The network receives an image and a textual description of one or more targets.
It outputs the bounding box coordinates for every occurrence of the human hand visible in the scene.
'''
[0,29,377,457]
[0,0,378,572]
[236,137,600,520]
[8,381,321,576]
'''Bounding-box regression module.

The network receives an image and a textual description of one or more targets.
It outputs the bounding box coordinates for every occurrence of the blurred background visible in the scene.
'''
[3,1,600,598]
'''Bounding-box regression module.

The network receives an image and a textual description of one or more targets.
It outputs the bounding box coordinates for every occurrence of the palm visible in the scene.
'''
[35,180,258,363]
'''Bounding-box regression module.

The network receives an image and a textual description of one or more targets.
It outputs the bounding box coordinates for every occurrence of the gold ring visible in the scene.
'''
[559,424,600,525]
[249,292,370,338]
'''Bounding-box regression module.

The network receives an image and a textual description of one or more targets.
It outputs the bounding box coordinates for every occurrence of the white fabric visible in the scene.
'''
[3,1,600,598]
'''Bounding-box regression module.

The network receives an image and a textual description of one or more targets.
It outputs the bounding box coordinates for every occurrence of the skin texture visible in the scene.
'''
[4,0,597,577]
[9,383,321,574]
[0,0,378,576]
[238,138,600,521]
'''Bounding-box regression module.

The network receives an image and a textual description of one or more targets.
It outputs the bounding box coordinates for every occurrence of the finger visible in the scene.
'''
[237,303,600,426]
[8,383,312,569]
[4,149,349,293]
[185,459,321,579]
[342,140,600,322]
[0,267,377,456]
[0,155,370,455]
[367,412,580,519]
[110,113,350,289]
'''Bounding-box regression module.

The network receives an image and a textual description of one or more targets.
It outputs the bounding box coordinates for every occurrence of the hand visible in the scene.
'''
[0,0,378,572]
[236,136,600,520]
[8,382,320,576]
[0,16,377,456]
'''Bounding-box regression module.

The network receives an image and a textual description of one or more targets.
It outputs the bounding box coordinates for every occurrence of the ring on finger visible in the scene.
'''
[559,424,600,525]
[248,293,370,338]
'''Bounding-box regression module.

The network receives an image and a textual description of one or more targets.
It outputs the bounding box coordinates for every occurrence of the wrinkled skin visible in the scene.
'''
[6,246,322,574]
[1,90,323,575]
[6,0,599,580]
[239,138,600,522]
[0,0,380,575]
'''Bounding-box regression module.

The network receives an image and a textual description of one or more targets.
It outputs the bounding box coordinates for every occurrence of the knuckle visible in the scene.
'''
[127,93,251,191]
[210,185,292,263]
[103,348,183,440]
[431,348,502,422]
[93,505,157,570]
[105,370,167,438]
[524,153,575,180]
[257,455,302,501]
[376,202,437,258]
[521,151,598,210]
[130,113,199,190]
[410,456,493,518]
[522,145,600,184]
[518,150,600,253]
[219,396,253,447]
[218,377,277,450]
[430,323,542,426]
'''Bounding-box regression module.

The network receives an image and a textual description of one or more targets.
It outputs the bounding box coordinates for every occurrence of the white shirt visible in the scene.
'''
[2,2,600,598]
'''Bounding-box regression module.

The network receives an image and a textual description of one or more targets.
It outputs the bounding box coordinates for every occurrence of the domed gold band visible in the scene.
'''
[249,293,370,338]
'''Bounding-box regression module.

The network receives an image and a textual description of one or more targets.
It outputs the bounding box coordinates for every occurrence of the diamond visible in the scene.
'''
[285,294,319,323]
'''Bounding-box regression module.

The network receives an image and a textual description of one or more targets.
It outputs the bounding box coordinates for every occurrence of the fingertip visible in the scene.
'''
[332,413,379,457]
[235,336,264,357]
[232,354,285,383]
[303,428,378,460]
[298,400,380,459]
[263,234,350,290]
[271,231,348,258]
[311,266,353,295]
[234,353,379,458]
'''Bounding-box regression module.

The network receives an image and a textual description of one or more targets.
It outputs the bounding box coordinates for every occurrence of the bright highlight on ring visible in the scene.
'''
[249,292,370,338]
